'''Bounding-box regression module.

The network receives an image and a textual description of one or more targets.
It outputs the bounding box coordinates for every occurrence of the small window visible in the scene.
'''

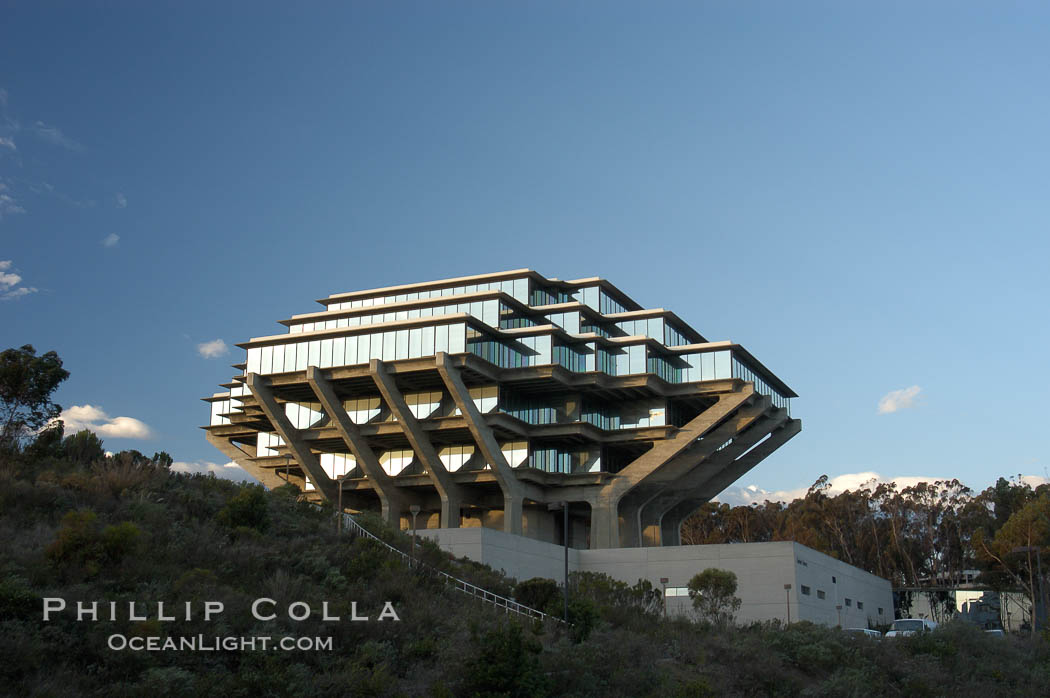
[817,590,826,600]
[832,576,837,584]
[857,601,864,610]
[878,607,884,615]
[845,598,852,607]
[801,586,811,596]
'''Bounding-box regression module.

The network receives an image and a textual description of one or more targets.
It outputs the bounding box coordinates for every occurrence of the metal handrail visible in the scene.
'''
[335,509,564,624]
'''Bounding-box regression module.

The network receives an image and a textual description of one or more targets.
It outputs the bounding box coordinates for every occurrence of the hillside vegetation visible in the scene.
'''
[2,440,1049,697]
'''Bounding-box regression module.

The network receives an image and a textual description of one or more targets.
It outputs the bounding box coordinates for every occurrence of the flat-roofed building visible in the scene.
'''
[203,269,800,549]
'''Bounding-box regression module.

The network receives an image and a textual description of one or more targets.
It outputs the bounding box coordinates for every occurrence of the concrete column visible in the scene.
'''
[435,353,541,535]
[369,359,462,528]
[590,387,755,549]
[244,372,339,502]
[306,366,412,529]
[638,408,784,546]
[663,419,802,544]
[590,502,622,550]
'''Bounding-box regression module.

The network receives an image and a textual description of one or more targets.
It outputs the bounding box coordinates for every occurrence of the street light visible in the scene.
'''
[410,505,421,562]
[548,501,570,622]
[784,584,792,624]
[660,578,669,618]
[336,471,351,534]
[1012,545,1045,634]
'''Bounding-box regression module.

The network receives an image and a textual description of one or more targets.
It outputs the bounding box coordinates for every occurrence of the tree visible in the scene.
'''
[688,568,741,626]
[0,345,69,451]
[973,494,1050,637]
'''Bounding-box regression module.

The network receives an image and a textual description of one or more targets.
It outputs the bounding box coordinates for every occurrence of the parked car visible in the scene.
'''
[845,627,882,639]
[885,618,938,637]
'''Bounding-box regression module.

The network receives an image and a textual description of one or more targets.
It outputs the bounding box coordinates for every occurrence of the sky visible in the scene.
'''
[2,2,1048,500]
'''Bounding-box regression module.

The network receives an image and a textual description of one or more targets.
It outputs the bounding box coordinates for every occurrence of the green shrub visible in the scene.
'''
[461,621,550,697]
[516,577,560,612]
[216,485,270,532]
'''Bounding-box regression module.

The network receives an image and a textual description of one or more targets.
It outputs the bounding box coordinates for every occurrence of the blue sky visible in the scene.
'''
[3,2,1048,498]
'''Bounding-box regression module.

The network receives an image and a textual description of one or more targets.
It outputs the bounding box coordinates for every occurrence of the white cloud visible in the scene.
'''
[0,192,25,219]
[1019,475,1050,489]
[101,233,120,247]
[32,120,83,152]
[0,136,14,151]
[715,471,1050,506]
[877,385,922,414]
[0,263,21,288]
[0,259,36,300]
[715,471,943,505]
[115,192,127,208]
[171,460,259,484]
[59,404,154,440]
[197,339,229,359]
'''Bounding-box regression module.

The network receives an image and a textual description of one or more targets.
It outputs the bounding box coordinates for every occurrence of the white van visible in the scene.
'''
[885,618,938,637]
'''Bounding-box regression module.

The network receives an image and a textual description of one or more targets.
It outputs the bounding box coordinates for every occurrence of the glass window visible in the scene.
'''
[316,339,330,368]
[272,344,286,373]
[260,346,273,375]
[331,337,345,366]
[343,334,357,365]
[284,344,296,372]
[714,351,730,379]
[295,343,308,371]
[247,348,261,374]
[448,324,465,353]
[382,331,396,361]
[369,332,383,360]
[395,329,409,359]
[435,323,449,354]
[307,340,321,367]
[701,352,715,380]
[409,328,422,358]
[421,325,435,356]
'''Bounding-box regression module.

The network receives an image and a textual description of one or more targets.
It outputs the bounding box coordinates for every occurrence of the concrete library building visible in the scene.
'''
[204,269,890,625]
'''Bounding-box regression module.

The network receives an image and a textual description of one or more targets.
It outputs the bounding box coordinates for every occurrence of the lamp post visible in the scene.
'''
[660,578,669,618]
[784,584,792,625]
[410,505,421,563]
[1012,545,1045,634]
[336,472,350,534]
[548,501,570,622]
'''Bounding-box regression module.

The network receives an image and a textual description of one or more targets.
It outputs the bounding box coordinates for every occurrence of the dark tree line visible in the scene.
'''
[682,475,1050,599]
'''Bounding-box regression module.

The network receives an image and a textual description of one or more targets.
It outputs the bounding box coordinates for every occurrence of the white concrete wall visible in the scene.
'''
[421,526,581,582]
[792,545,893,629]
[420,529,893,627]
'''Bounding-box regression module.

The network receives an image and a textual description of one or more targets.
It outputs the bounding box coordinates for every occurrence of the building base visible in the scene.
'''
[420,527,893,627]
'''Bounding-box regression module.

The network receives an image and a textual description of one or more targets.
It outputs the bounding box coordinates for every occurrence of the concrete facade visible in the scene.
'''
[422,527,893,627]
[204,269,800,549]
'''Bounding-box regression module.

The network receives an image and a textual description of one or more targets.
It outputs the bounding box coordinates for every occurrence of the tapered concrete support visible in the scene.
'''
[245,372,339,502]
[369,359,463,528]
[306,366,412,528]
[590,503,621,550]
[588,386,756,549]
[204,430,289,491]
[435,352,540,534]
[662,419,802,545]
[638,410,785,546]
